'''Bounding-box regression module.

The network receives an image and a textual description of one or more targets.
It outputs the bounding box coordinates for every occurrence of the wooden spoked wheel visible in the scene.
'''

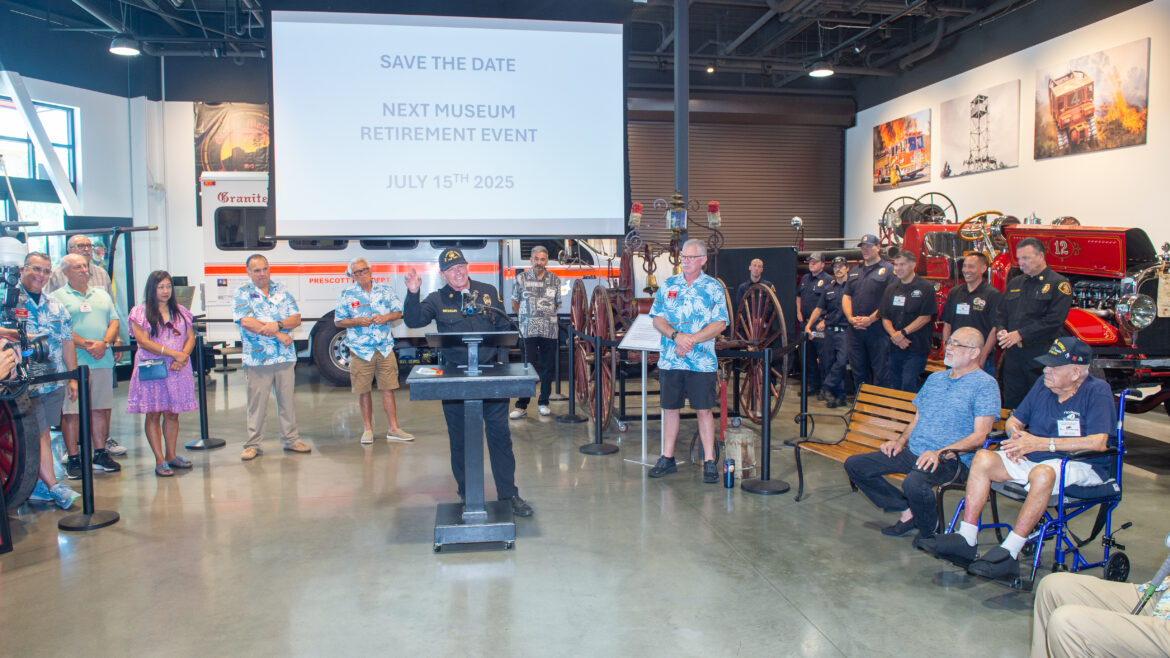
[612,250,637,332]
[570,279,589,334]
[732,283,788,424]
[574,286,617,429]
[715,277,734,337]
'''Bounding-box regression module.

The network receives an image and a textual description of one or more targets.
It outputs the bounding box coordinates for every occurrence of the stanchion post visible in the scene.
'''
[186,333,227,450]
[549,326,567,401]
[59,365,120,531]
[557,326,586,424]
[741,346,790,495]
[799,338,809,439]
[579,332,618,455]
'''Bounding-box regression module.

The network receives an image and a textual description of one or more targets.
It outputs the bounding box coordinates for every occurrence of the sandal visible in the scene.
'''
[168,455,193,469]
[155,463,174,477]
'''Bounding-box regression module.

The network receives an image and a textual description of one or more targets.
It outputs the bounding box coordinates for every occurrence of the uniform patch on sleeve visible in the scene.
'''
[1058,281,1071,295]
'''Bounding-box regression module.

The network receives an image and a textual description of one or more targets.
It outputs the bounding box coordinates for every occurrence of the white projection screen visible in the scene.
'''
[269,12,626,238]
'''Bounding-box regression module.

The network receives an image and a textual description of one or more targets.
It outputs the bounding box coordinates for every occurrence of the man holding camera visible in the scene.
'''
[1,252,82,508]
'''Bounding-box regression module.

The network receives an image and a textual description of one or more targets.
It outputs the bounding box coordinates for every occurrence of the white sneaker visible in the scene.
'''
[105,438,128,456]
[360,429,374,445]
[538,405,551,416]
[509,408,527,419]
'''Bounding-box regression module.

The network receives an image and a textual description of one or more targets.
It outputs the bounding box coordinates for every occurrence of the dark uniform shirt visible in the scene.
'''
[843,260,895,317]
[797,272,832,320]
[996,267,1073,348]
[816,279,850,328]
[734,278,774,309]
[404,280,512,366]
[879,275,938,355]
[942,281,1003,338]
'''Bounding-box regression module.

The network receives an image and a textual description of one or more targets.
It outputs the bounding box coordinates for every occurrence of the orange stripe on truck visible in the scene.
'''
[204,263,500,276]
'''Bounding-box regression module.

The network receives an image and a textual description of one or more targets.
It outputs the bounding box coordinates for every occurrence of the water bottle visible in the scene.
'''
[723,458,735,488]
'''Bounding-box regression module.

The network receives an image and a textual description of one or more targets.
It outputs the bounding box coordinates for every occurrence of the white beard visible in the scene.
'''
[943,352,955,368]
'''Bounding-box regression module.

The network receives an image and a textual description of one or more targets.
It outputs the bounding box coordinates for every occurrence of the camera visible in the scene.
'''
[0,236,52,388]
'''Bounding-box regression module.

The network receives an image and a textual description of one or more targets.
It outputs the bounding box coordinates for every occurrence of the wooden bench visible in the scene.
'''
[791,383,1010,514]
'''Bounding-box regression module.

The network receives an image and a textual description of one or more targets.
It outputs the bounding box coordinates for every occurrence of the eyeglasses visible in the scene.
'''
[71,243,94,251]
[680,255,704,261]
[945,339,979,350]
[350,267,371,276]
[23,266,51,275]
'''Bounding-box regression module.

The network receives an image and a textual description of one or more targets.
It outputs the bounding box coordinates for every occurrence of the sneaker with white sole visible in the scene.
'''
[509,408,527,419]
[538,405,551,416]
[29,479,53,502]
[105,438,128,456]
[360,429,374,445]
[49,483,81,510]
[386,428,414,442]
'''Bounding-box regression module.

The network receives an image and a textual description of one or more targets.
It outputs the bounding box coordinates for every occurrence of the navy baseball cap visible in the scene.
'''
[439,248,468,271]
[1035,337,1092,366]
[832,256,848,266]
[858,234,880,247]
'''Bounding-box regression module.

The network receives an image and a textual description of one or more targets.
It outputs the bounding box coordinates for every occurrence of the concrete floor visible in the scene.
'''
[3,366,1169,656]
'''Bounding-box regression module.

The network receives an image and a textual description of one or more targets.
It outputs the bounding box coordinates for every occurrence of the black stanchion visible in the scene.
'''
[579,332,619,455]
[0,467,11,554]
[187,333,227,450]
[549,327,567,401]
[557,326,586,424]
[59,365,120,531]
[741,346,791,495]
[799,338,809,438]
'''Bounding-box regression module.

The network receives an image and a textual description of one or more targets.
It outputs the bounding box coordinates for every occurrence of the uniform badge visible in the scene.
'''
[483,293,491,305]
[911,289,922,298]
[878,267,886,276]
[1041,283,1051,294]
[972,297,986,310]
[816,280,824,288]
[1058,281,1072,295]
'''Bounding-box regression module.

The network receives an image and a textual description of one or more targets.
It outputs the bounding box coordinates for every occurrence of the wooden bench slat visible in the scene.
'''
[847,423,902,444]
[861,385,918,401]
[849,412,911,433]
[851,402,916,423]
[854,392,918,413]
[843,433,887,449]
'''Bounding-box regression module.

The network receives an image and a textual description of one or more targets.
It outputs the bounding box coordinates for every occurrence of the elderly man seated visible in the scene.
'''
[842,327,1000,542]
[919,337,1115,580]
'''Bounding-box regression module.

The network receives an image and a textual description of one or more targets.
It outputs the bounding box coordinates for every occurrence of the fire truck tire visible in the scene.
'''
[311,323,352,387]
[1,401,39,510]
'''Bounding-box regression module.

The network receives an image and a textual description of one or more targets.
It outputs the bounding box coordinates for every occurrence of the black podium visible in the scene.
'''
[407,331,536,552]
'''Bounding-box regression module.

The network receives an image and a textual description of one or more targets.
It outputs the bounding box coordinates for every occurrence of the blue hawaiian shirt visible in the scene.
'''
[233,281,299,366]
[20,285,73,396]
[649,272,729,372]
[334,282,403,361]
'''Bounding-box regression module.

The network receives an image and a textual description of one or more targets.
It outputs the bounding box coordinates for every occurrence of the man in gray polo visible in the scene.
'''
[510,245,561,418]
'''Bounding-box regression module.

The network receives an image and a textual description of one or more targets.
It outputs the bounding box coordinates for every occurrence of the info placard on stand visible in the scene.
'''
[616,315,685,469]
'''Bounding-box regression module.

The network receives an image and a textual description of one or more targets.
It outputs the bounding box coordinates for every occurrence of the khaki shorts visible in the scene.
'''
[992,450,1104,491]
[62,366,114,413]
[350,350,400,394]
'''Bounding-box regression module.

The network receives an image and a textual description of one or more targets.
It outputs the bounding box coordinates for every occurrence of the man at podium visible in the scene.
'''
[403,248,534,517]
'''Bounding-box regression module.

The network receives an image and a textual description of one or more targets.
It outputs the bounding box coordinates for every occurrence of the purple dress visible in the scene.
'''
[125,305,199,414]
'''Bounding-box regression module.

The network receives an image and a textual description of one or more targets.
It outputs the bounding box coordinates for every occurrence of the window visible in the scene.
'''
[0,97,76,184]
[519,239,562,260]
[214,207,274,250]
[360,239,419,250]
[290,238,348,250]
[430,239,487,250]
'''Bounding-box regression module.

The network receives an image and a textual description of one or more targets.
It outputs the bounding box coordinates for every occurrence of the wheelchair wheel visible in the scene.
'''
[1104,552,1130,582]
[1021,542,1037,558]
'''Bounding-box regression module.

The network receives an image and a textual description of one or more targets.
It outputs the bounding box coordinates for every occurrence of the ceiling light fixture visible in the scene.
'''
[808,60,834,78]
[109,36,141,56]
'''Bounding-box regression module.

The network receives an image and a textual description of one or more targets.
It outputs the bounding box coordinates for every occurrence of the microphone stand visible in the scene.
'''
[469,300,527,371]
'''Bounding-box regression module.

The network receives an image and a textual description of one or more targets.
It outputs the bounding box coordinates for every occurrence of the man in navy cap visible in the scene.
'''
[919,337,1114,581]
[796,252,832,400]
[403,247,533,517]
[842,234,895,393]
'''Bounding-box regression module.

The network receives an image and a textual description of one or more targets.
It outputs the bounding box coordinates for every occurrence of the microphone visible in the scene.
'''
[1131,532,1170,615]
[461,290,476,315]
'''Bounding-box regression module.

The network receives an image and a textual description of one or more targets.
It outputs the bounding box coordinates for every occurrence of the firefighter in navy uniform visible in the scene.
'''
[796,252,833,400]
[403,247,533,517]
[804,257,852,408]
[843,234,896,393]
[996,237,1073,409]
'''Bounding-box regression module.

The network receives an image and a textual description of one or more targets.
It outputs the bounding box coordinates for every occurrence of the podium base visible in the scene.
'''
[740,478,791,495]
[58,510,120,531]
[579,442,619,456]
[185,437,227,450]
[433,501,516,552]
[556,413,587,424]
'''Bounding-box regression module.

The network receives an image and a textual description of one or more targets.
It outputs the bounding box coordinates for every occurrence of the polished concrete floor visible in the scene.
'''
[3,366,1169,656]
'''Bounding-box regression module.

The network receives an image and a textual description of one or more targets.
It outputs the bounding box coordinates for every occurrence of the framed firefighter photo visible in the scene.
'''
[939,80,1020,179]
[1034,38,1149,160]
[872,109,931,192]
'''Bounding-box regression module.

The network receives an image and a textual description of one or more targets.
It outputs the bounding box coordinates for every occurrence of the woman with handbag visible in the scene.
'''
[127,270,198,476]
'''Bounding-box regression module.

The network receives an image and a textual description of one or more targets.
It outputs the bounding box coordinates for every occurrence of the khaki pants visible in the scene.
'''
[244,362,301,449]
[1032,571,1170,657]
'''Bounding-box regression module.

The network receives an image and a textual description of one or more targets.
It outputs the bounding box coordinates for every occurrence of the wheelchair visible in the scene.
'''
[938,390,1131,591]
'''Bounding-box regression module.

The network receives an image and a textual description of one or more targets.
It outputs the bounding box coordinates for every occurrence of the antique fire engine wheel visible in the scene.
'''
[957,210,1004,242]
[732,283,788,424]
[878,196,919,246]
[715,277,735,338]
[570,279,590,334]
[914,191,957,224]
[573,286,618,430]
[0,401,38,510]
[611,250,637,332]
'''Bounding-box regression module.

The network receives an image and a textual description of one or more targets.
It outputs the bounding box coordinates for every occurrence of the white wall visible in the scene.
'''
[845,0,1169,244]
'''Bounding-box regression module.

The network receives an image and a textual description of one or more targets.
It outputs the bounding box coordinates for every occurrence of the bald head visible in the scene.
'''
[952,326,985,350]
[61,253,90,290]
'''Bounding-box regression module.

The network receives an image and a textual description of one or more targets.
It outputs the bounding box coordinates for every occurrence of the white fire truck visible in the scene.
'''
[197,172,616,384]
